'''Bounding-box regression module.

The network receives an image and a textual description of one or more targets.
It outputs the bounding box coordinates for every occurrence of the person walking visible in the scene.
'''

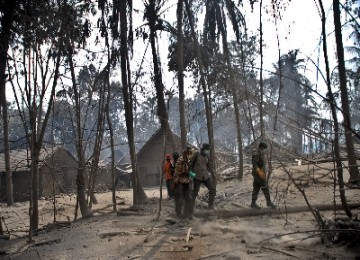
[190,143,216,211]
[163,153,173,199]
[172,146,193,219]
[251,141,276,209]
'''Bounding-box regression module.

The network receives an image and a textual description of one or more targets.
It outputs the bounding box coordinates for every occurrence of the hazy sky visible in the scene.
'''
[254,1,336,86]
[131,0,343,100]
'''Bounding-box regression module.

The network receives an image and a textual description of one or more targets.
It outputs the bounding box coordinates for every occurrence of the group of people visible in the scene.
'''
[163,143,216,219]
[162,141,276,219]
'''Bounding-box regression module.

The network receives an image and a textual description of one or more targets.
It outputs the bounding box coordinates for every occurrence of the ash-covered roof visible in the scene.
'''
[0,146,71,172]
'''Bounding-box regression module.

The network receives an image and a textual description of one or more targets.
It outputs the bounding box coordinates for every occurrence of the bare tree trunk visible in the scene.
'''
[259,0,265,138]
[28,45,40,230]
[239,39,256,142]
[333,0,360,186]
[268,14,284,183]
[29,48,61,229]
[67,49,93,218]
[223,47,243,180]
[232,86,244,180]
[2,86,13,206]
[119,1,147,205]
[148,0,176,151]
[177,0,187,150]
[184,0,217,185]
[215,4,244,180]
[105,74,117,211]
[323,0,351,217]
[0,0,15,206]
[88,73,107,208]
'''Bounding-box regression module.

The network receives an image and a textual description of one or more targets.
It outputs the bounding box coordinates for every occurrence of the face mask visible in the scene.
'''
[204,150,210,156]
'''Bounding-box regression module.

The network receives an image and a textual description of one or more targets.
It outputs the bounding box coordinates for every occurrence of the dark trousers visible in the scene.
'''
[192,177,216,208]
[166,179,174,198]
[251,173,271,202]
[174,183,192,218]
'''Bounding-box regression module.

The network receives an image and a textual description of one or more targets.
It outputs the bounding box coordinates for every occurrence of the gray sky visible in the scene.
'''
[131,0,343,100]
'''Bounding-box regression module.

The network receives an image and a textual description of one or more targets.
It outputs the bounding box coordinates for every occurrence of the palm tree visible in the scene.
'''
[265,50,311,153]
[201,0,246,179]
[142,0,177,151]
[176,0,187,150]
[96,0,148,205]
[184,0,217,183]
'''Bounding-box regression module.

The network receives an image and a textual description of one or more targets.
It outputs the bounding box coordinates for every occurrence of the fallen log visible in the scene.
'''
[196,246,244,259]
[194,203,360,219]
[99,231,130,238]
[34,238,61,246]
[117,211,147,216]
[160,245,193,252]
[92,202,126,214]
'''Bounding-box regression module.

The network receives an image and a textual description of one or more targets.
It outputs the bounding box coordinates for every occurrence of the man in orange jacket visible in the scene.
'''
[163,154,173,199]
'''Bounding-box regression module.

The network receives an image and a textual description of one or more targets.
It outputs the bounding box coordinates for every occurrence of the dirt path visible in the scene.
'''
[1,162,360,259]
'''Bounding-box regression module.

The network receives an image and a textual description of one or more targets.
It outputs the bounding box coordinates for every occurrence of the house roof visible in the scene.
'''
[0,146,73,172]
[136,127,184,159]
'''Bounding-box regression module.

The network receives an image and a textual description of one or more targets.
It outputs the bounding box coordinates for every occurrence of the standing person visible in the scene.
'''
[172,146,193,219]
[251,141,276,209]
[169,151,179,198]
[163,154,173,199]
[171,151,180,175]
[190,143,216,210]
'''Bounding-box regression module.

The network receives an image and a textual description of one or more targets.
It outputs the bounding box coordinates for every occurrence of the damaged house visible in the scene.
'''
[137,128,183,187]
[0,146,77,202]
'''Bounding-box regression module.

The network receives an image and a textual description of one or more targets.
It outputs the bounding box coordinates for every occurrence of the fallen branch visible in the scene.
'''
[196,246,244,259]
[160,245,193,252]
[92,202,126,214]
[99,231,129,238]
[195,203,360,219]
[137,243,171,247]
[34,238,61,247]
[116,211,147,216]
[286,162,326,226]
[143,224,158,243]
[260,228,360,244]
[261,245,304,259]
[292,245,347,259]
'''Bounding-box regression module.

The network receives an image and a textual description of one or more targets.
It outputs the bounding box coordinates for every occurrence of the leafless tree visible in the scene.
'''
[333,0,360,188]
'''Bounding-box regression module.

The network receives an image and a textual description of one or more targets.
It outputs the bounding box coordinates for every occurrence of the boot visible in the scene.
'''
[251,200,261,209]
[267,200,276,209]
